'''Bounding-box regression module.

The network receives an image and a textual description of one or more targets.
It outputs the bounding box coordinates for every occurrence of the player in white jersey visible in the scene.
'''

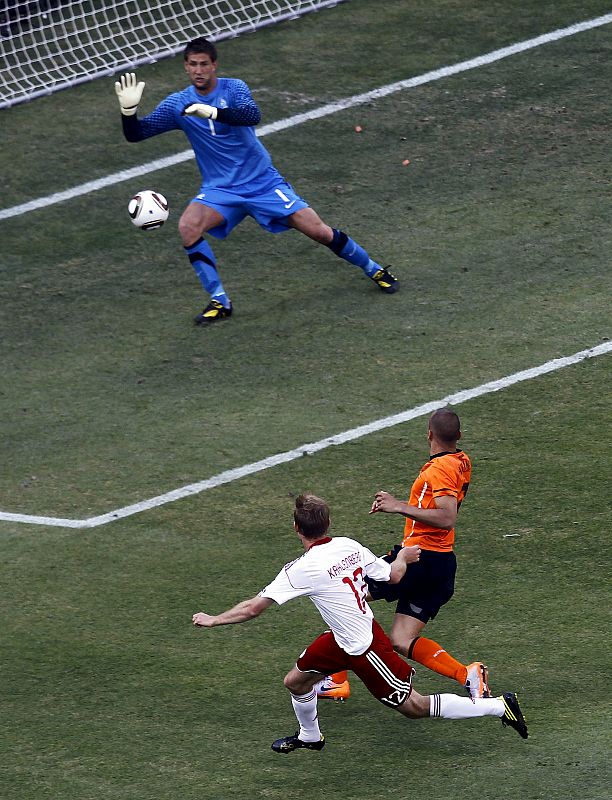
[192,494,528,752]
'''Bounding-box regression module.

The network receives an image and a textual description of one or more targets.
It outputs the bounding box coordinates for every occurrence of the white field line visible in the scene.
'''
[1,341,610,529]
[1,12,611,222]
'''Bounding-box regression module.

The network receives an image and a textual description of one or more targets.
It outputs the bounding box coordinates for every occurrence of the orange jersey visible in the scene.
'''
[402,450,471,552]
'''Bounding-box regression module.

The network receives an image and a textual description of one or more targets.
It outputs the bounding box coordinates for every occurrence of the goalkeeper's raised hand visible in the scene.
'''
[182,103,218,120]
[114,73,145,116]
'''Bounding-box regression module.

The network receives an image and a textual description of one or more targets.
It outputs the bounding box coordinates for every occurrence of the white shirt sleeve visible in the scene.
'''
[259,558,312,605]
[362,545,392,582]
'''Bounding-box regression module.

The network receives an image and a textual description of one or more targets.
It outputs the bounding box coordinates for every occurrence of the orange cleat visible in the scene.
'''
[465,662,490,700]
[317,678,351,702]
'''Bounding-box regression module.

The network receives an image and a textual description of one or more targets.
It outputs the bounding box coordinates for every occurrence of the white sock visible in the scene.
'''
[430,693,505,719]
[290,690,322,742]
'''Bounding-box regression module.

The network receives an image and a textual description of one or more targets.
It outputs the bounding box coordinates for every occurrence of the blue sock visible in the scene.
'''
[184,237,230,307]
[327,229,381,277]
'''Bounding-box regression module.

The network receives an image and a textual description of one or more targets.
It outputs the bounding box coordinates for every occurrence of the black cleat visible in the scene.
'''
[271,732,326,754]
[501,692,528,739]
[193,299,233,326]
[370,266,399,293]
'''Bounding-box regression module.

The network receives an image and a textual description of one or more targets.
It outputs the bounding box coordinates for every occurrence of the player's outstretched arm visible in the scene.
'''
[114,72,145,116]
[388,546,421,584]
[192,595,274,627]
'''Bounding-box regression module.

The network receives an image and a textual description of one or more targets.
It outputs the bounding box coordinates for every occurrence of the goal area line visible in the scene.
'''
[2,341,610,529]
[1,12,611,222]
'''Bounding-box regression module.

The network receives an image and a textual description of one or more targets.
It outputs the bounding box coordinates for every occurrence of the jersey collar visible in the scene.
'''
[307,536,332,549]
[431,449,462,460]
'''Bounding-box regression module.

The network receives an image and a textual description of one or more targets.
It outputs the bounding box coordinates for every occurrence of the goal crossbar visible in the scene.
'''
[0,0,346,109]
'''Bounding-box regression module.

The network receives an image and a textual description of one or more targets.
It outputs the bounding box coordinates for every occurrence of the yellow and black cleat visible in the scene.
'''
[193,299,233,326]
[501,692,528,739]
[371,266,400,294]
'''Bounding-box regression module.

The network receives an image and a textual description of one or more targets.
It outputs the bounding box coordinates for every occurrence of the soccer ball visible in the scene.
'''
[128,190,169,230]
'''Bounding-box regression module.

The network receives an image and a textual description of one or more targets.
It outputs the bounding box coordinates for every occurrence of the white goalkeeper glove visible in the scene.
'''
[114,73,145,116]
[183,103,218,120]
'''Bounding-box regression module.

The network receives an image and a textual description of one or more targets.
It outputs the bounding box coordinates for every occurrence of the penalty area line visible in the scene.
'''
[1,12,611,221]
[1,340,610,529]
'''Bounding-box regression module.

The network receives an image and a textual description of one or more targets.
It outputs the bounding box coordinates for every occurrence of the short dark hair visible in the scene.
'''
[429,407,461,443]
[294,494,330,539]
[183,37,217,62]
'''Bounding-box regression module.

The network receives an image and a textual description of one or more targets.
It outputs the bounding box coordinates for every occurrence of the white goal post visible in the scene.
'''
[0,0,347,109]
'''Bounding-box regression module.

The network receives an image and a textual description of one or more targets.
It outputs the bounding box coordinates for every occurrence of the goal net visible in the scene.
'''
[0,0,347,109]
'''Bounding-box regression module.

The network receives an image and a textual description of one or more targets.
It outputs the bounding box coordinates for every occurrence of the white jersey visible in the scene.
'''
[259,536,392,656]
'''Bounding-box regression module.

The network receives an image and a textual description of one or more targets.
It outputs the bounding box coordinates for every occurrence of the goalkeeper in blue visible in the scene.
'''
[115,37,399,326]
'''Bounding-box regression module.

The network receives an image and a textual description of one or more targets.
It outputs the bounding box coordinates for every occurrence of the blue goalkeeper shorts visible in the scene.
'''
[191,179,309,239]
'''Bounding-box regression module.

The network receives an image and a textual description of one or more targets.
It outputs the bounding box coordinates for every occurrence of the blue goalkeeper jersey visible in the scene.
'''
[135,78,279,191]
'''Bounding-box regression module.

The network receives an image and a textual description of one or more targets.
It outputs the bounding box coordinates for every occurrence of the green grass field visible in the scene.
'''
[1,1,611,797]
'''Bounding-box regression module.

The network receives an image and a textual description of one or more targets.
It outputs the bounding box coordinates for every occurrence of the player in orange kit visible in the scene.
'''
[318,407,490,702]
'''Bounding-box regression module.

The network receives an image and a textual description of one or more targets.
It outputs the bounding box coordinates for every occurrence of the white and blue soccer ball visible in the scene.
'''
[128,189,169,230]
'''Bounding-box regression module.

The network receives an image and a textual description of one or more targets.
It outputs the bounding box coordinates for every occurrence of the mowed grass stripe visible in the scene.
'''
[1,341,609,529]
[1,11,611,222]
